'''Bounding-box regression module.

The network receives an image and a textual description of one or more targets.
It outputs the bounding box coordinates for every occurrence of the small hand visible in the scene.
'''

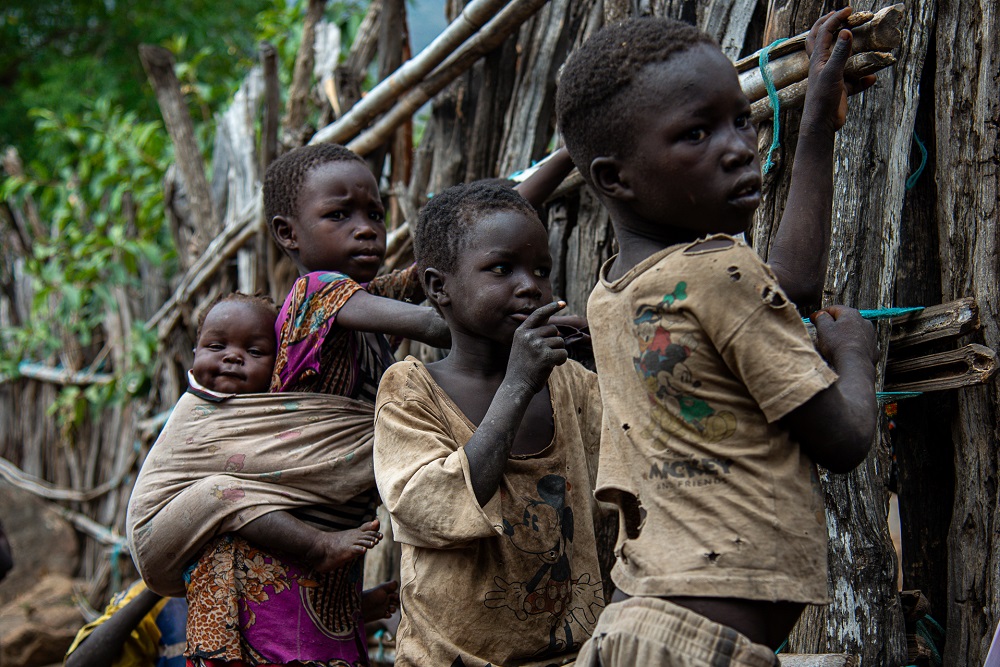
[810,305,878,366]
[507,301,569,394]
[484,576,528,620]
[803,7,877,133]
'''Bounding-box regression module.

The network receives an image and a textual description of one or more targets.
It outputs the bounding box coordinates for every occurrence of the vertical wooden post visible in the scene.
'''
[935,1,1000,663]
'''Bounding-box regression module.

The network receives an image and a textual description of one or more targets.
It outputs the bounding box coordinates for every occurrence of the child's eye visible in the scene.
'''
[207,343,225,351]
[684,128,708,142]
[370,210,386,223]
[248,348,264,357]
[489,264,511,275]
[533,267,551,278]
[326,211,347,221]
[735,113,754,130]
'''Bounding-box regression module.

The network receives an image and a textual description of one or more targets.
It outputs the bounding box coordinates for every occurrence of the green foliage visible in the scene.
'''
[0,0,274,157]
[0,98,172,426]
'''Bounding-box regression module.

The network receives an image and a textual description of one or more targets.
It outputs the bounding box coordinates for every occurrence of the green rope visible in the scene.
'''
[858,306,925,320]
[803,306,924,325]
[906,130,928,190]
[760,38,789,174]
[877,391,922,403]
[775,638,788,654]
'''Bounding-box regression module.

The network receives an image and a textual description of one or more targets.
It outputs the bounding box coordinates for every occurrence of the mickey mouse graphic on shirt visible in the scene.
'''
[484,474,604,654]
[633,281,737,443]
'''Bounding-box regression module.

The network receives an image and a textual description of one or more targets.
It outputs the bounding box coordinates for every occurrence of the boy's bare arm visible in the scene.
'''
[513,147,576,209]
[464,302,568,506]
[782,305,878,473]
[768,8,877,308]
[337,289,451,348]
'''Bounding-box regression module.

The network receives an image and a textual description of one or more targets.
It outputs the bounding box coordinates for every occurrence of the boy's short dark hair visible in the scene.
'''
[196,292,279,339]
[263,143,367,225]
[556,17,716,185]
[414,181,540,276]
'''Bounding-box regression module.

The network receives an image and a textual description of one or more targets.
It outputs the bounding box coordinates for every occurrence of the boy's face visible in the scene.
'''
[439,210,554,344]
[192,301,276,394]
[289,160,386,282]
[616,44,761,239]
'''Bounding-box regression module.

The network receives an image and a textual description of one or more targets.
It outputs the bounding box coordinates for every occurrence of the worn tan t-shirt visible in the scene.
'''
[374,358,606,667]
[587,235,836,604]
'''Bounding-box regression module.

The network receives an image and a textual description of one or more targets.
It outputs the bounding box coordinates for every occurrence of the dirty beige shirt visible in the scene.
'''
[374,358,606,666]
[587,236,836,604]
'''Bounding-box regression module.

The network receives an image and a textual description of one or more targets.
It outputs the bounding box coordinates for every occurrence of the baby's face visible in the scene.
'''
[192,301,276,394]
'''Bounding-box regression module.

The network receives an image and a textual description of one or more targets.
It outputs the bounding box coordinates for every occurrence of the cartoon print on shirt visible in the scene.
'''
[484,474,604,655]
[633,281,737,443]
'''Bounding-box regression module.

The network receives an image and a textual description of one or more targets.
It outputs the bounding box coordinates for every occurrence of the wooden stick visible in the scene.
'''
[885,344,998,393]
[145,197,263,338]
[334,0,383,114]
[311,0,510,146]
[0,361,113,386]
[750,52,897,124]
[0,452,136,503]
[139,45,218,252]
[778,656,858,667]
[888,297,979,350]
[348,0,551,156]
[734,4,903,73]
[284,0,327,142]
[260,42,281,171]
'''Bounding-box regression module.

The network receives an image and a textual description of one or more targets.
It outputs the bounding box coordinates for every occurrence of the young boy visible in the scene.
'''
[373,182,607,666]
[556,10,879,665]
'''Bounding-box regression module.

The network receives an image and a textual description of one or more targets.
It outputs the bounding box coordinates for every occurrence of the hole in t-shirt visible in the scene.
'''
[706,551,721,563]
[622,423,630,431]
[727,266,741,281]
[761,285,787,308]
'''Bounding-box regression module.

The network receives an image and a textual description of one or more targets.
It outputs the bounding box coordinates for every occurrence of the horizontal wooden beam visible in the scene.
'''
[888,297,978,350]
[778,654,857,667]
[885,343,998,392]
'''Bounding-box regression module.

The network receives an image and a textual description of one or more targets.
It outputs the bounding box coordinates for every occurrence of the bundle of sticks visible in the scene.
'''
[738,3,904,126]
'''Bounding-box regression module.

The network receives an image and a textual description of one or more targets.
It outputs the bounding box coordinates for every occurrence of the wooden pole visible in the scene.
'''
[139,44,218,258]
[284,0,327,146]
[348,0,553,156]
[310,0,510,146]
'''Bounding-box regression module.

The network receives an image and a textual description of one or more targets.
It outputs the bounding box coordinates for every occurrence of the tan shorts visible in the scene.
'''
[575,597,781,667]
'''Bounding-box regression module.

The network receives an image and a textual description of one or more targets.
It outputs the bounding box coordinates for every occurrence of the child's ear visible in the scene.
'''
[423,268,450,308]
[271,215,298,252]
[590,157,635,202]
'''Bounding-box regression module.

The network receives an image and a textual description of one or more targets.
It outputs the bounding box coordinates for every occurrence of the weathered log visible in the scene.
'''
[311,0,509,146]
[139,44,218,262]
[935,1,1000,661]
[749,51,896,124]
[778,655,857,667]
[334,0,383,114]
[735,4,903,72]
[283,0,327,145]
[885,344,998,393]
[888,297,978,350]
[347,0,553,156]
[260,42,281,171]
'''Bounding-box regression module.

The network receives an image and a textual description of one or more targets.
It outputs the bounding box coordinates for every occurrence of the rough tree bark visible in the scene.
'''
[934,1,1000,664]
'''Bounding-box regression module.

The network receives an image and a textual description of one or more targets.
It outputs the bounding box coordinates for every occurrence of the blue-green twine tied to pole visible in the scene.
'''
[906,130,928,190]
[760,38,789,174]
[803,306,924,325]
[877,391,923,403]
